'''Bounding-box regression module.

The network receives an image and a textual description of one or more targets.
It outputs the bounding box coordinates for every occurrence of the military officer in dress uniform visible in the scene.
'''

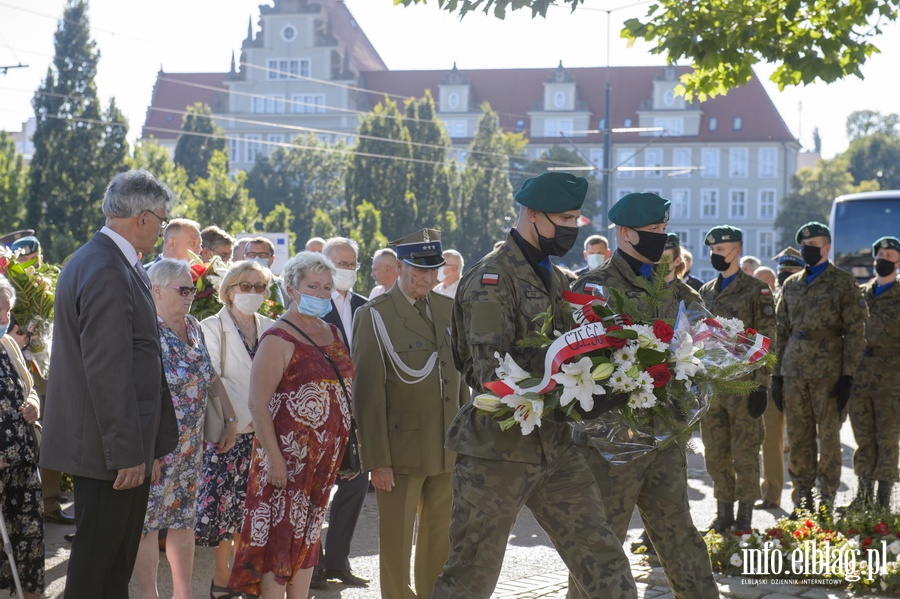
[773,247,805,291]
[844,236,900,510]
[698,225,776,532]
[433,173,637,599]
[351,229,469,598]
[772,222,867,516]
[571,192,718,599]
[661,233,703,308]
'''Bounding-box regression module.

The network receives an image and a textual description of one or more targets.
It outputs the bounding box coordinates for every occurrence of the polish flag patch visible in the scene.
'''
[760,288,772,296]
[583,282,602,294]
[482,273,500,286]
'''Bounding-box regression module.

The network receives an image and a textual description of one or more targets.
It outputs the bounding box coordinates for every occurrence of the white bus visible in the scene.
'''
[829,191,900,282]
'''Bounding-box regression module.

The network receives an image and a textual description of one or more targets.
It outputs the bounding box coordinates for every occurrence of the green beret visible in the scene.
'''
[704,225,743,246]
[514,172,588,212]
[873,236,900,257]
[608,192,670,227]
[664,234,680,250]
[795,221,830,244]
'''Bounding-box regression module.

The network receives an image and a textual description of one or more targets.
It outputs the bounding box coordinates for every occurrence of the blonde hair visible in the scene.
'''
[218,261,273,305]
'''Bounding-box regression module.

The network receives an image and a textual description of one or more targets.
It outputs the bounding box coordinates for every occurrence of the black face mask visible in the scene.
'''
[875,258,897,277]
[630,229,668,263]
[777,270,792,286]
[535,213,578,257]
[710,253,731,272]
[800,244,822,266]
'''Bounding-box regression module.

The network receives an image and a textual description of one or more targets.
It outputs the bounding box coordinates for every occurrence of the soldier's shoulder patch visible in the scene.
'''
[764,305,774,315]
[583,282,602,294]
[760,288,772,296]
[481,273,500,286]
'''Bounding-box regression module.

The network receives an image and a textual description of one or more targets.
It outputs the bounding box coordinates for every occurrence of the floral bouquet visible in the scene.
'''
[0,248,59,378]
[474,274,774,463]
[189,256,231,321]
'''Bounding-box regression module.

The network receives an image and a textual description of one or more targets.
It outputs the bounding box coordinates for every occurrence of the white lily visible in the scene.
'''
[494,352,530,383]
[500,394,543,435]
[552,357,604,411]
[473,393,502,413]
[670,330,704,381]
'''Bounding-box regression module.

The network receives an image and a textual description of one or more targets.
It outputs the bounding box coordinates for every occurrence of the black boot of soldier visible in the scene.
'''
[876,481,893,509]
[734,502,754,532]
[790,487,814,520]
[708,500,735,534]
[840,477,873,514]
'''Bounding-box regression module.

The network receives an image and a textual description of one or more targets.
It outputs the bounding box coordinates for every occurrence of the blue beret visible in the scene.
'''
[704,225,743,245]
[873,236,900,257]
[390,228,445,269]
[795,222,830,244]
[608,192,670,228]
[514,172,588,212]
[11,235,40,254]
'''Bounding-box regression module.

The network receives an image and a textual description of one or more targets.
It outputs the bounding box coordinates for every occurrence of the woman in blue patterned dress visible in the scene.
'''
[134,259,238,599]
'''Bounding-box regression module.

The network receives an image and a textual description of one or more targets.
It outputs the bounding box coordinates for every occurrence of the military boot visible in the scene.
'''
[708,500,735,534]
[839,478,873,514]
[876,481,893,509]
[789,487,815,520]
[733,502,754,532]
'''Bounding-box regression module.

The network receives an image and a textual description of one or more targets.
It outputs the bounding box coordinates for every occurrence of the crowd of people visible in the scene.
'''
[0,167,897,599]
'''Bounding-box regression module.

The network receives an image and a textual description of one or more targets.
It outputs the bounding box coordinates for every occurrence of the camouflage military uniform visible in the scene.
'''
[774,264,867,504]
[849,277,900,483]
[699,270,776,503]
[670,277,703,308]
[433,234,636,599]
[569,251,718,599]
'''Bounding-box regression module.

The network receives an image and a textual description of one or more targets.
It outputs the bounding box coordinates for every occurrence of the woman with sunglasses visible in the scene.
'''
[135,259,238,599]
[195,261,275,599]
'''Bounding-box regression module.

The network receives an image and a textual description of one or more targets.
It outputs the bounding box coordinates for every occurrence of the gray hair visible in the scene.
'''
[322,237,359,259]
[102,170,175,219]
[442,249,464,270]
[0,275,16,308]
[218,260,273,305]
[147,258,192,288]
[740,255,760,269]
[372,248,397,261]
[282,251,336,291]
[163,218,200,243]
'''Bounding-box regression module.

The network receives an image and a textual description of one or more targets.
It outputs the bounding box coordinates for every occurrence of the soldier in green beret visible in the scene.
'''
[660,233,703,308]
[434,172,637,598]
[698,225,776,532]
[570,192,718,599]
[773,222,867,516]
[843,236,900,510]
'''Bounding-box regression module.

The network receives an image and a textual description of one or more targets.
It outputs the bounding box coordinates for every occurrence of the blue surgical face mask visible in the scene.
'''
[297,293,332,318]
[0,322,8,336]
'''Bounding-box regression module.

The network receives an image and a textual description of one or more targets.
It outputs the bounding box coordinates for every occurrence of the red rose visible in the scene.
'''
[620,314,634,326]
[874,522,890,536]
[745,328,757,336]
[605,325,628,349]
[804,519,815,529]
[646,364,671,388]
[767,528,784,539]
[863,536,873,548]
[653,320,674,343]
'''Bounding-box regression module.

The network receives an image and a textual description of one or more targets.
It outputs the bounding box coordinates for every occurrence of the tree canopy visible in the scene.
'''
[396,0,899,100]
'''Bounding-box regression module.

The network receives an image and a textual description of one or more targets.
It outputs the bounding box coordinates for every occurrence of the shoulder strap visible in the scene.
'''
[280,319,352,402]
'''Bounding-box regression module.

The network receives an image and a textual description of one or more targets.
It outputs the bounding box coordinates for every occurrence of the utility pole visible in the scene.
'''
[0,63,28,75]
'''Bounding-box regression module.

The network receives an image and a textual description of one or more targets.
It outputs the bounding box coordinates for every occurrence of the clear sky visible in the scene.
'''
[2,0,899,158]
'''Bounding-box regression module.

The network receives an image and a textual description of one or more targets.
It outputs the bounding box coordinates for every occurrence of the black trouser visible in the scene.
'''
[319,472,369,571]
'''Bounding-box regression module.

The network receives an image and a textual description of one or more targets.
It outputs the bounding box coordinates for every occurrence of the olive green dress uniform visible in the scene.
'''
[699,269,775,504]
[352,283,468,599]
[432,233,636,599]
[571,251,718,599]
[774,263,867,506]
[849,275,900,485]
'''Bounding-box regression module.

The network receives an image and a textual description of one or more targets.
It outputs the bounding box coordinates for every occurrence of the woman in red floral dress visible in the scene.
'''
[228,252,353,599]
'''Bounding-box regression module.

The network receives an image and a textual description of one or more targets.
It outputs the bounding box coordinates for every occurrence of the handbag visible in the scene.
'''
[203,316,227,442]
[281,319,362,477]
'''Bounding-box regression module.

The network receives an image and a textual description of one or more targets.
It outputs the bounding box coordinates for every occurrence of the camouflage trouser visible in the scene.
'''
[574,444,719,599]
[783,374,842,502]
[431,448,637,599]
[700,393,763,503]
[849,358,900,482]
[760,392,785,506]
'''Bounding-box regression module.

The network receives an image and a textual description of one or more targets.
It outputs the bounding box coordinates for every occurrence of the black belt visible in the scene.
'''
[792,329,842,341]
[863,346,900,358]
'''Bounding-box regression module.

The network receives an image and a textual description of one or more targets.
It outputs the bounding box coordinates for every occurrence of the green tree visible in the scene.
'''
[398,0,897,100]
[0,132,28,232]
[458,104,518,263]
[174,102,228,184]
[775,156,878,247]
[347,98,416,240]
[27,0,129,262]
[245,133,349,246]
[260,203,296,255]
[348,201,388,296]
[129,138,195,218]
[310,207,337,240]
[190,151,259,235]
[844,132,900,190]
[846,110,900,141]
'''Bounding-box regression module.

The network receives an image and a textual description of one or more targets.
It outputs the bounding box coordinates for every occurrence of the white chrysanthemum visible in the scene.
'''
[729,553,743,567]
[627,388,657,409]
[889,540,900,555]
[635,371,654,393]
[552,357,604,411]
[494,352,530,383]
[500,394,544,435]
[609,366,640,393]
[717,317,746,338]
[613,341,639,367]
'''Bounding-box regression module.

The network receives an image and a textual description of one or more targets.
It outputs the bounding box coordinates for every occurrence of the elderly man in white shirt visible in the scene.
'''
[433,249,464,298]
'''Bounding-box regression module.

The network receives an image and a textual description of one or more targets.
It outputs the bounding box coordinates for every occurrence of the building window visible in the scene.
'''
[251,96,265,114]
[733,117,743,130]
[671,188,690,219]
[699,268,715,280]
[729,189,747,219]
[701,148,720,178]
[663,89,675,107]
[729,148,748,177]
[252,95,286,114]
[672,230,688,248]
[616,149,636,178]
[281,24,296,42]
[448,92,460,110]
[267,134,285,156]
[589,148,604,169]
[624,118,633,128]
[227,138,239,162]
[758,230,775,259]
[644,148,663,178]
[553,91,566,109]
[617,189,634,201]
[266,58,311,80]
[708,117,718,132]
[758,147,777,178]
[446,120,467,138]
[543,119,573,137]
[672,148,691,178]
[290,94,325,114]
[653,117,684,136]
[758,189,776,219]
[245,135,262,163]
[701,189,719,218]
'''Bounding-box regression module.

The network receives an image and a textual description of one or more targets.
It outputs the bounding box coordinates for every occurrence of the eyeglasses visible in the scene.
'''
[167,285,198,297]
[143,209,169,230]
[333,261,359,270]
[244,251,272,259]
[235,282,267,293]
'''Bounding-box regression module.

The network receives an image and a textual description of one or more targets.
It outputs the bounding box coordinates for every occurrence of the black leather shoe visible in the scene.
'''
[754,499,779,510]
[309,567,328,590]
[45,509,75,525]
[64,532,75,542]
[324,569,369,586]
